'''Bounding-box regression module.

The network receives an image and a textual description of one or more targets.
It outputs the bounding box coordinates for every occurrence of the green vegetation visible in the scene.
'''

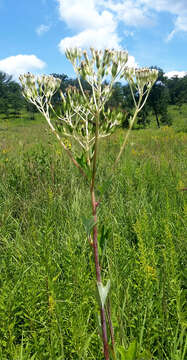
[1,67,187,129]
[0,105,186,359]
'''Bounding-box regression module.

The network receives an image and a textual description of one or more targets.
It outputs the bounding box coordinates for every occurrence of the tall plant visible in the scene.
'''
[19,48,158,359]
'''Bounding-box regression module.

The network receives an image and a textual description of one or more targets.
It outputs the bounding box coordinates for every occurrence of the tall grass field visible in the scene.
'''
[0,106,186,359]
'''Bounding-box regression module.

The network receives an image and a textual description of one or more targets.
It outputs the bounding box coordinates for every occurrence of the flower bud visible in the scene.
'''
[90,47,96,61]
[111,62,118,78]
[96,52,101,70]
[102,49,110,66]
[80,61,87,79]
[83,50,89,65]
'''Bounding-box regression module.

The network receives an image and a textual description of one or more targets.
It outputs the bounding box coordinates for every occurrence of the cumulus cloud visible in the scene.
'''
[106,0,187,37]
[57,0,140,69]
[165,70,187,79]
[57,0,115,31]
[59,33,137,72]
[36,24,50,36]
[127,55,138,68]
[57,0,122,51]
[0,55,46,78]
[174,14,187,32]
[59,28,121,52]
[103,0,153,27]
[140,0,186,14]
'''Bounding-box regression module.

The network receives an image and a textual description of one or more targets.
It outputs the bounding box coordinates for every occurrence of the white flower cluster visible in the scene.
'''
[19,73,61,102]
[65,48,158,89]
[19,48,158,161]
[123,67,158,94]
[66,48,129,83]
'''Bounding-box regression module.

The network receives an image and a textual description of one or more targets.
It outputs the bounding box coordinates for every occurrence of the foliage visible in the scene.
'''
[0,71,24,119]
[146,67,171,127]
[167,75,187,111]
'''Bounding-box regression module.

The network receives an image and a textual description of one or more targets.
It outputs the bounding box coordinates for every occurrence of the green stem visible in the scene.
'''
[114,95,142,167]
[113,107,138,167]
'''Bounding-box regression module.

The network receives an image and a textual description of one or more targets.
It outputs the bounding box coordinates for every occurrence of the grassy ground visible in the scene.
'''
[0,106,186,359]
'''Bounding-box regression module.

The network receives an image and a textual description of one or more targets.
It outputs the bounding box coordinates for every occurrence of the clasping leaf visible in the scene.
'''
[97,280,110,308]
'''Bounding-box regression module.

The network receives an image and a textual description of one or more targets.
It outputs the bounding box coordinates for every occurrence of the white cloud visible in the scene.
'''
[140,0,187,14]
[59,27,121,52]
[57,0,115,31]
[140,0,187,39]
[175,14,187,32]
[59,31,137,73]
[36,24,50,36]
[57,0,139,70]
[165,70,187,79]
[0,55,46,78]
[57,0,122,51]
[127,55,138,68]
[103,0,153,27]
[98,1,187,39]
[166,29,176,42]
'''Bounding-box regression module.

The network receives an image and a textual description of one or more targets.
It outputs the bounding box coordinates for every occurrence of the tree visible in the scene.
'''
[107,81,124,108]
[167,75,187,112]
[136,102,151,128]
[0,71,24,119]
[25,101,39,120]
[8,81,24,118]
[147,67,170,127]
[0,72,13,118]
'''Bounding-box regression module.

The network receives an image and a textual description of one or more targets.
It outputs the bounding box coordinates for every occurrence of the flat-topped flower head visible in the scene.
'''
[135,68,158,83]
[123,67,158,85]
[19,73,61,102]
[122,67,158,96]
[65,47,129,83]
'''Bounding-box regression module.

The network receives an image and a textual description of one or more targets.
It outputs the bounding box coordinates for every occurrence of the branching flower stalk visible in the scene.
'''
[114,67,158,166]
[19,48,158,360]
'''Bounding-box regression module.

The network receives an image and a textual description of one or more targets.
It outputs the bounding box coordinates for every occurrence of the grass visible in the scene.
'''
[140,103,187,132]
[0,106,186,359]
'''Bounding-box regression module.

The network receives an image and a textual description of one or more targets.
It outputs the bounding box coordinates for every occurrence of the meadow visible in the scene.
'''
[0,105,186,359]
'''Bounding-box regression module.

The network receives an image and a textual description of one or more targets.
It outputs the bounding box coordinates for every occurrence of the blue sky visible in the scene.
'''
[0,0,187,80]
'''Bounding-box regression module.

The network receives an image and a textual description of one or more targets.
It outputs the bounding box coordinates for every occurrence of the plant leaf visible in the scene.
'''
[76,152,92,180]
[97,280,110,308]
[82,216,96,236]
[125,341,137,360]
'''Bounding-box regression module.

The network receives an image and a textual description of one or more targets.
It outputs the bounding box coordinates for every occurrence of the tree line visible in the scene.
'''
[0,67,187,127]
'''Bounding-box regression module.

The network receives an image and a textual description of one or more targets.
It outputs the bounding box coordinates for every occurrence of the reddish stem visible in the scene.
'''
[91,189,110,360]
[107,298,115,356]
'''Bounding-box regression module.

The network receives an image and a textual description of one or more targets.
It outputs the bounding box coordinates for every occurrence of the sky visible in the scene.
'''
[0,0,187,80]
